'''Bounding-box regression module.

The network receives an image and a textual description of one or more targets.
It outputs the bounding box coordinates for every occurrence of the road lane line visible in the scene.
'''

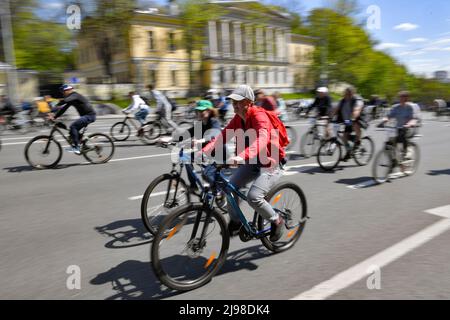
[292,205,450,300]
[109,153,171,163]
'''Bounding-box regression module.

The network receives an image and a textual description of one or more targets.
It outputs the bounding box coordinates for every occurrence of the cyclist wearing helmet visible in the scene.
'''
[48,85,96,154]
[307,87,332,117]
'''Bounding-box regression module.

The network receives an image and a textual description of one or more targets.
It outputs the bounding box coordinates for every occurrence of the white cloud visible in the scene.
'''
[376,43,406,50]
[394,23,419,31]
[408,38,428,43]
[433,38,450,45]
[44,2,64,10]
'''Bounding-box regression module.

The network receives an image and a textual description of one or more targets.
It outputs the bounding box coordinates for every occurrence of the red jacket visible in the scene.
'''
[202,105,286,167]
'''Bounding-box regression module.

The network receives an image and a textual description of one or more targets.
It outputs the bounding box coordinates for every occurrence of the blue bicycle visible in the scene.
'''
[151,162,308,291]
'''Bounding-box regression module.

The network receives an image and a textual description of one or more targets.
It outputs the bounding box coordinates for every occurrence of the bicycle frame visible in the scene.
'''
[43,122,87,153]
[122,115,143,130]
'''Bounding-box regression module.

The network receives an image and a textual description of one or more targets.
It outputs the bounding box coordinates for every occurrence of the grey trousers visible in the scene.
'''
[227,164,283,223]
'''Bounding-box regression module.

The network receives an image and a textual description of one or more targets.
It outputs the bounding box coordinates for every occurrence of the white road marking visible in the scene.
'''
[347,180,377,189]
[292,205,450,300]
[109,153,171,163]
[129,190,177,201]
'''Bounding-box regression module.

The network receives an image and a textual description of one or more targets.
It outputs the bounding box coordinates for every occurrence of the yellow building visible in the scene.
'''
[76,0,315,98]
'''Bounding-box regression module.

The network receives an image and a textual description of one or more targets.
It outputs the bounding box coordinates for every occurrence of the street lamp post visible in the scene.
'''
[1,0,19,106]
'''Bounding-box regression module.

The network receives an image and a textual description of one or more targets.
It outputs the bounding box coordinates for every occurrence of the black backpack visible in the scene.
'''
[165,96,178,112]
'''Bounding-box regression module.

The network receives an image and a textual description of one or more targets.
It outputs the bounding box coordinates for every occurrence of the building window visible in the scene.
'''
[171,70,177,86]
[168,32,176,52]
[148,31,155,51]
[148,70,157,85]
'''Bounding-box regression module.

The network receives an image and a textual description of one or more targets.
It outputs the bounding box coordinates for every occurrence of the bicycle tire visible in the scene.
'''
[353,136,375,166]
[300,130,319,158]
[317,138,342,171]
[257,182,308,253]
[372,149,393,184]
[151,203,229,291]
[285,126,297,151]
[82,133,115,164]
[140,121,162,144]
[24,135,62,169]
[141,174,191,235]
[110,122,131,142]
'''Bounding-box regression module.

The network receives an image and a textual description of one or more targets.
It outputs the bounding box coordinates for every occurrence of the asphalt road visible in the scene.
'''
[0,113,449,300]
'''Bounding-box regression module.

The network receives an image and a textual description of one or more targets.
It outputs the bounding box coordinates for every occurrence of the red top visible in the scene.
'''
[202,105,286,167]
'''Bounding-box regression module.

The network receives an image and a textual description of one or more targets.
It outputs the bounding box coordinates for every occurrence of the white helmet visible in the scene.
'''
[317,87,329,94]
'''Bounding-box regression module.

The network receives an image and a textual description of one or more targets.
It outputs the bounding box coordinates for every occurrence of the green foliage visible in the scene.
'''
[7,0,75,73]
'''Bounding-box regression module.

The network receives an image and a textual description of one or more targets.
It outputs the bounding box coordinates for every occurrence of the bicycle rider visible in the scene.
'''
[333,86,364,161]
[202,85,287,242]
[48,85,96,155]
[123,91,150,137]
[378,91,420,159]
[147,84,177,133]
[307,87,333,138]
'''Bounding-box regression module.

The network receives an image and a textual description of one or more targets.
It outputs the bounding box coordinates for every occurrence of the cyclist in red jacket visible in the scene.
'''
[202,85,287,242]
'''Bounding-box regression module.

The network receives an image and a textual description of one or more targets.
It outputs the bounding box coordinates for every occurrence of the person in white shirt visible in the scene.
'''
[124,91,150,125]
[147,84,177,132]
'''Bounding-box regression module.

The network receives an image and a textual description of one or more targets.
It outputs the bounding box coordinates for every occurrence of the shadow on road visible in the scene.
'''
[427,169,450,176]
[90,245,271,300]
[335,176,375,186]
[95,218,153,249]
[3,163,88,173]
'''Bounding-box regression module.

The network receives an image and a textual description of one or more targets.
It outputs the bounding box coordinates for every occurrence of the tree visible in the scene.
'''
[178,0,224,94]
[79,0,137,84]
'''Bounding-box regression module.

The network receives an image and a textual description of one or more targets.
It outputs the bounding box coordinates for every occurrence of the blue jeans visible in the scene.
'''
[70,114,96,147]
[135,109,149,125]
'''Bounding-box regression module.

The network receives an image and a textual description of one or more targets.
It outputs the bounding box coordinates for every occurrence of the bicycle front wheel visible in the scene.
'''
[257,182,308,253]
[110,122,131,141]
[372,150,393,184]
[141,174,191,236]
[353,137,375,166]
[25,135,62,169]
[285,126,297,151]
[82,133,115,164]
[317,139,342,171]
[151,204,229,291]
[300,131,320,158]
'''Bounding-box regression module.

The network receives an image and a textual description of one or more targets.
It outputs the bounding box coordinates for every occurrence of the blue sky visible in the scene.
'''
[38,0,450,77]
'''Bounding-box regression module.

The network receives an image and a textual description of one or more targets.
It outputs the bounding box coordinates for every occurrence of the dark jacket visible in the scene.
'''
[55,92,96,118]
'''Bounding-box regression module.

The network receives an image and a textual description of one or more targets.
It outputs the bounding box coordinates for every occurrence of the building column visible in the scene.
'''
[233,21,242,59]
[265,27,274,61]
[208,21,218,57]
[284,29,291,63]
[245,24,253,60]
[221,20,230,58]
[275,29,283,62]
[256,26,264,60]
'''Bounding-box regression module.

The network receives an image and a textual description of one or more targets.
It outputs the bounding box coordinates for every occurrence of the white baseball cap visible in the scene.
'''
[227,85,255,102]
[317,87,329,93]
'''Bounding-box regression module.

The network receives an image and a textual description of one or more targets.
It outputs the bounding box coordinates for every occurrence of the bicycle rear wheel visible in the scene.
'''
[25,135,62,169]
[285,126,297,151]
[82,133,115,164]
[317,139,342,171]
[140,121,161,144]
[257,182,308,253]
[372,150,393,184]
[353,137,375,166]
[151,204,229,291]
[110,122,131,141]
[141,174,191,236]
